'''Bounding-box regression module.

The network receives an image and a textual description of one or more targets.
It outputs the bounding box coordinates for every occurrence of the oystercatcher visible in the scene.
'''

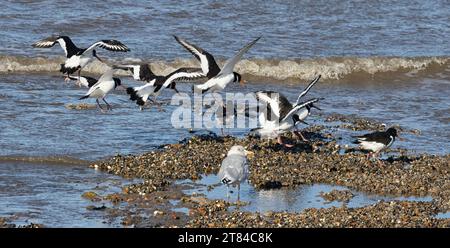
[174,35,260,94]
[250,95,322,147]
[117,64,204,111]
[32,36,129,81]
[249,75,322,147]
[353,127,399,159]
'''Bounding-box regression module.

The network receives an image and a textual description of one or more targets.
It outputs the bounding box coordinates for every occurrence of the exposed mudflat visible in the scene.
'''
[88,115,449,228]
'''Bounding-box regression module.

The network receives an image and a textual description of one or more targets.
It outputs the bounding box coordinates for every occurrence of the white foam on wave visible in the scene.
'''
[0,55,448,81]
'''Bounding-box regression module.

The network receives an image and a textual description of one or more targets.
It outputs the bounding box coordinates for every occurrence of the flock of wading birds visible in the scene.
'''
[32,35,400,200]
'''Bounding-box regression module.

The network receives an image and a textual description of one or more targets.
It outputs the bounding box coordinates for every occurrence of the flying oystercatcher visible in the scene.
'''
[174,35,260,94]
[116,64,204,111]
[32,36,129,81]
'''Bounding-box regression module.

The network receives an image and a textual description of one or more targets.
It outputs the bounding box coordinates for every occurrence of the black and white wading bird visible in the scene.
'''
[116,64,204,111]
[32,36,130,81]
[174,35,260,94]
[352,127,399,160]
[218,145,254,201]
[249,75,322,147]
[79,67,125,112]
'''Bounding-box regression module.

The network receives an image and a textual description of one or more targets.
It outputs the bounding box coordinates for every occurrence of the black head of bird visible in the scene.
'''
[113,78,123,89]
[92,50,104,63]
[309,103,322,111]
[233,72,246,86]
[292,114,308,126]
[386,127,398,137]
[168,82,179,93]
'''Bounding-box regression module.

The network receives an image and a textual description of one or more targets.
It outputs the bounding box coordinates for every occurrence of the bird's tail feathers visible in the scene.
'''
[60,64,80,75]
[126,87,146,106]
[221,177,232,185]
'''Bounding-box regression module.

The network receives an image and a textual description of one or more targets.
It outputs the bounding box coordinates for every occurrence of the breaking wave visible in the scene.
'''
[0,54,448,81]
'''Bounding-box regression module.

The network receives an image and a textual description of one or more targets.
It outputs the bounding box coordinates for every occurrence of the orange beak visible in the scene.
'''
[240,79,247,87]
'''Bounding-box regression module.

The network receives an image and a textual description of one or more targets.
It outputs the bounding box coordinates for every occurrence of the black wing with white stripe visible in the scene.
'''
[281,98,321,122]
[84,40,130,54]
[32,36,80,57]
[173,36,220,79]
[114,64,156,82]
[161,67,206,89]
[219,36,261,76]
[295,75,321,105]
[67,75,98,88]
[255,91,293,121]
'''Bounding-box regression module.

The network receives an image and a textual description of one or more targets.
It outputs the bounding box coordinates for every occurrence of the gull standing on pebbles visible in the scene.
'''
[218,145,254,201]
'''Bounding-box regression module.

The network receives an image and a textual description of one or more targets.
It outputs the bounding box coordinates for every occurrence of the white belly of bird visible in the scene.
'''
[65,55,81,69]
[215,74,234,91]
[200,74,234,92]
[359,141,386,153]
[135,81,156,102]
[253,120,294,138]
[90,80,115,99]
[277,121,294,133]
[79,55,93,69]
[297,109,309,121]
[65,55,92,70]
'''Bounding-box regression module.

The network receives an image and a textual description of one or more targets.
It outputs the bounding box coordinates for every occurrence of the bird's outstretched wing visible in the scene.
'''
[281,98,321,123]
[85,40,130,54]
[218,36,261,76]
[162,67,205,88]
[295,75,321,105]
[255,91,292,121]
[32,36,78,57]
[114,64,156,82]
[67,75,98,88]
[174,35,220,79]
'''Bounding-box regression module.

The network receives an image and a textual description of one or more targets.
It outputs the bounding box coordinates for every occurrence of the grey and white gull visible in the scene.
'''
[218,145,254,201]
